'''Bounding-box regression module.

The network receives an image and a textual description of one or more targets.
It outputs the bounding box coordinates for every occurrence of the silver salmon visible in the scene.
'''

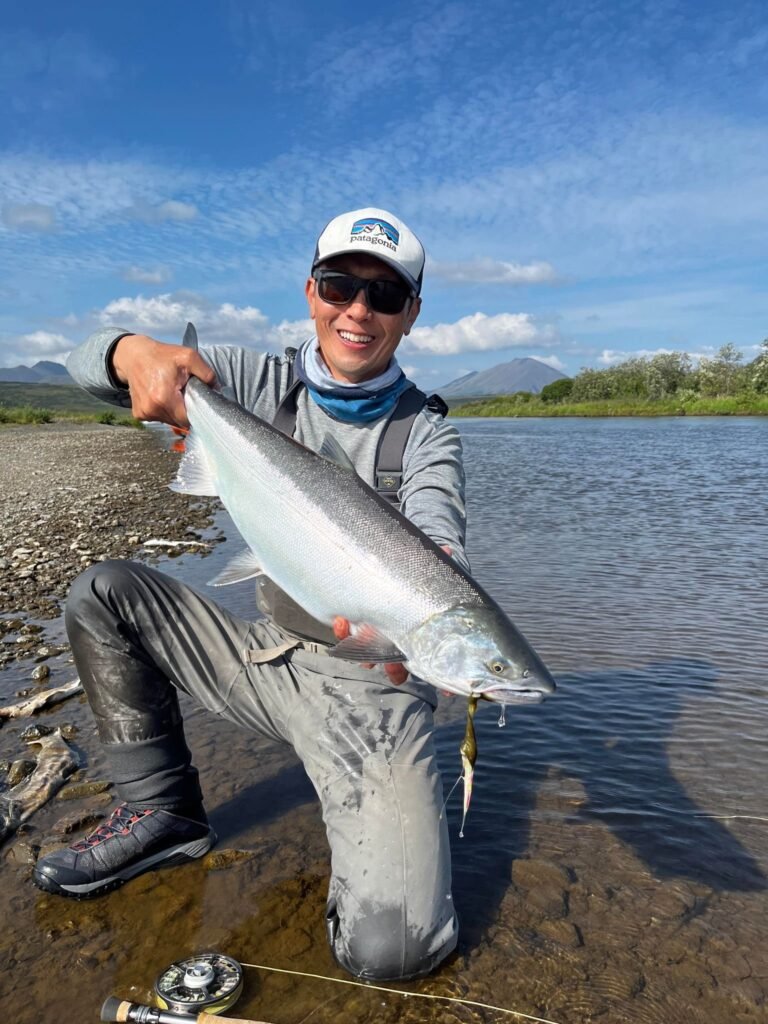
[171,324,556,705]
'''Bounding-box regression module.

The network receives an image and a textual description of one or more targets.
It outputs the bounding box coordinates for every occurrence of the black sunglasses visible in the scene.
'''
[312,270,413,315]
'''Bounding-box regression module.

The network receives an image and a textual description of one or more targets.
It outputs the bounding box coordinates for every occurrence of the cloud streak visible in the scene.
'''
[406,312,559,356]
[429,258,560,286]
[2,203,57,232]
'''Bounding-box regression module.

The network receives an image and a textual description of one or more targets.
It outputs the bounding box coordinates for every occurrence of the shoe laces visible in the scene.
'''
[72,804,153,851]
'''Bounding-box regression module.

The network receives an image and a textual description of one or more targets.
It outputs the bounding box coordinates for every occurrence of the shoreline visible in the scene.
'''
[0,422,220,648]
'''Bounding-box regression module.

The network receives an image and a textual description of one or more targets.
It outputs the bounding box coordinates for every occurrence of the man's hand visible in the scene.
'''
[331,546,454,690]
[111,334,217,427]
[332,617,409,685]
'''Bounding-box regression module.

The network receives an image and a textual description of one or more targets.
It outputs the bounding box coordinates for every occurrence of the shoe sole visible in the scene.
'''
[32,829,216,900]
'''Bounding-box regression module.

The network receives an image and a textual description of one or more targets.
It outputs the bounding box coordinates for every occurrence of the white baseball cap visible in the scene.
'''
[312,207,425,294]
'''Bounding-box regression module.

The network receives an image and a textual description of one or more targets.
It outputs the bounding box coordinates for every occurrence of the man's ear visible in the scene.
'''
[305,277,317,320]
[403,296,421,336]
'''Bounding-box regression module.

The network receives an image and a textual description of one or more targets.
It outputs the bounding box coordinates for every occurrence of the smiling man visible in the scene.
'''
[34,208,468,982]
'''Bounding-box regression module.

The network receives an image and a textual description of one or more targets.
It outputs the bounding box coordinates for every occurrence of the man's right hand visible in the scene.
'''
[111,334,217,427]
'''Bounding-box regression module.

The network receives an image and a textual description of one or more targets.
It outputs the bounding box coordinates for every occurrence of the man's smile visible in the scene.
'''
[338,329,375,346]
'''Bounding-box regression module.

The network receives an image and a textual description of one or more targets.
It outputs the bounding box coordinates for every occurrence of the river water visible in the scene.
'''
[2,416,767,1023]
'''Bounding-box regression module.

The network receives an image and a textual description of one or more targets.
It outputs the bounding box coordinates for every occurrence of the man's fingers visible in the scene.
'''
[332,616,351,640]
[114,337,218,427]
[185,349,218,387]
[384,663,409,685]
[330,619,408,683]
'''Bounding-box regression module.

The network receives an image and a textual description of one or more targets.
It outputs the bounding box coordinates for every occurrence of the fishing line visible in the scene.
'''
[239,960,565,1024]
[694,813,768,822]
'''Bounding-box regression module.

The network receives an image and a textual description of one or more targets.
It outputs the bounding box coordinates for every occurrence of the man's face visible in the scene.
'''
[305,253,421,383]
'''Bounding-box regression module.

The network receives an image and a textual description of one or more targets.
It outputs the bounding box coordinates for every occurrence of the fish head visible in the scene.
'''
[407,604,556,705]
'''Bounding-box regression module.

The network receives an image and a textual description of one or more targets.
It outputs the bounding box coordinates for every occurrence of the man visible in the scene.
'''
[34,208,467,981]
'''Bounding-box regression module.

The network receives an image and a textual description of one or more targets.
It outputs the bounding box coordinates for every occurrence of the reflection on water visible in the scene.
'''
[2,417,767,1023]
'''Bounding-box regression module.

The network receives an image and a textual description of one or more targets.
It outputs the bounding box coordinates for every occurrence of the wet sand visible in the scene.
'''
[1,421,766,1024]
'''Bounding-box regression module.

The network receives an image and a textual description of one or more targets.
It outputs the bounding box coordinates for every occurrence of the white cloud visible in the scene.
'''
[405,311,558,355]
[127,199,199,223]
[94,292,311,350]
[429,258,560,286]
[531,354,566,371]
[18,330,71,356]
[2,203,57,232]
[0,330,73,366]
[99,293,267,342]
[123,265,173,285]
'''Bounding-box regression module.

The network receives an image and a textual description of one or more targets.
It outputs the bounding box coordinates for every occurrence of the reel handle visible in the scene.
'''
[101,996,274,1024]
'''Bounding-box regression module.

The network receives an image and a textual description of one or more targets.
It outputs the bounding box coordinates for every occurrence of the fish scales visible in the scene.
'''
[184,378,481,638]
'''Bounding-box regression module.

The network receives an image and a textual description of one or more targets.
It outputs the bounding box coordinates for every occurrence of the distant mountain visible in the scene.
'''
[438,357,567,398]
[0,360,73,384]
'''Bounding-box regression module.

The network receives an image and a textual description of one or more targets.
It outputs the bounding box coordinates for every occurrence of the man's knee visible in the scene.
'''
[65,559,139,627]
[327,900,457,981]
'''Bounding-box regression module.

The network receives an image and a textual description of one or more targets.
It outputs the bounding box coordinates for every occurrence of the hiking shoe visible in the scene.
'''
[33,804,216,899]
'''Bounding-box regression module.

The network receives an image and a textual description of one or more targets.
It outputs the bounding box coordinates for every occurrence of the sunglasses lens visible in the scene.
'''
[318,275,356,305]
[316,272,410,314]
[368,280,409,314]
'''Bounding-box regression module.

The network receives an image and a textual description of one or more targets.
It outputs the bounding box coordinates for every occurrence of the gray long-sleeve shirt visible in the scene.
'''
[67,329,469,570]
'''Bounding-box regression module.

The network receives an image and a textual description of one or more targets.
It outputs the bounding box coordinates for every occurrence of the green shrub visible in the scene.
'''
[0,405,53,424]
[540,378,574,403]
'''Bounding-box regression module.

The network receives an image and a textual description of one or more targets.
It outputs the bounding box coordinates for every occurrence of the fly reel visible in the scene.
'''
[154,953,244,1016]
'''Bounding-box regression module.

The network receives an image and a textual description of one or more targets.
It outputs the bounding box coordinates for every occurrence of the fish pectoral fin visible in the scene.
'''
[318,435,356,472]
[330,625,407,663]
[168,431,219,497]
[207,548,263,586]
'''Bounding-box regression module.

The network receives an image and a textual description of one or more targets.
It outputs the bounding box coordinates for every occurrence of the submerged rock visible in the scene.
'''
[203,848,257,870]
[56,779,112,801]
[7,759,36,787]
[19,724,54,742]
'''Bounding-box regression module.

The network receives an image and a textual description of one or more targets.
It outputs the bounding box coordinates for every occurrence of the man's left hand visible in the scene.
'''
[332,545,453,688]
[332,617,409,685]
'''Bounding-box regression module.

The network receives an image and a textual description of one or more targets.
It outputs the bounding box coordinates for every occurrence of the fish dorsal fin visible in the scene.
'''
[169,430,219,497]
[319,435,356,472]
[208,548,263,587]
[330,624,406,663]
[182,322,199,350]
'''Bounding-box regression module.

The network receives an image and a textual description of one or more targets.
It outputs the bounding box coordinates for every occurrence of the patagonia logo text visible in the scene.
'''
[350,218,399,253]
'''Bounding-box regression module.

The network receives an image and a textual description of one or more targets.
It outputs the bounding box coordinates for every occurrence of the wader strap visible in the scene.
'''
[243,636,333,664]
[373,384,427,504]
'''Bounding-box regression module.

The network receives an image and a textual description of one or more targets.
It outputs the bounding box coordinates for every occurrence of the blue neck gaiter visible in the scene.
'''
[293,339,411,424]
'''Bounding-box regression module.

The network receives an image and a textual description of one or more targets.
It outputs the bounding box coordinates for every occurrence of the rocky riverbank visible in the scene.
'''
[0,421,222,855]
[0,422,220,642]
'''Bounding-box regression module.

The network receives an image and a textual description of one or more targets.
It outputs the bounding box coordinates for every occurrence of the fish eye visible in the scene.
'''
[490,661,505,674]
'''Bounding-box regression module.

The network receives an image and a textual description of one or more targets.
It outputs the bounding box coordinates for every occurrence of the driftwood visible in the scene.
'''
[0,729,79,843]
[0,678,82,724]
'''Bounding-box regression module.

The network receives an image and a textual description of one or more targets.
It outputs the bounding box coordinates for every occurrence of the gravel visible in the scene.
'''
[0,422,220,651]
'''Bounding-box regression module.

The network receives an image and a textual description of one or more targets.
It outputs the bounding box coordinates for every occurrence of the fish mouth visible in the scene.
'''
[479,688,548,705]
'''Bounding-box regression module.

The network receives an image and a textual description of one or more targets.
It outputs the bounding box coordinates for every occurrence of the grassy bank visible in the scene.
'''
[0,381,140,427]
[451,394,768,417]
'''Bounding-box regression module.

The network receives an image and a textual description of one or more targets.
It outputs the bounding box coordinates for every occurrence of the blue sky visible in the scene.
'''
[1,0,767,387]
